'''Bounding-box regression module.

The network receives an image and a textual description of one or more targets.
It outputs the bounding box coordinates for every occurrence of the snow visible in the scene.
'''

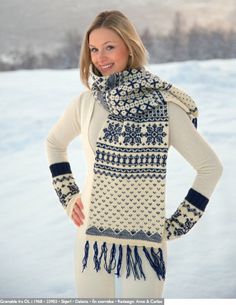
[0,59,235,298]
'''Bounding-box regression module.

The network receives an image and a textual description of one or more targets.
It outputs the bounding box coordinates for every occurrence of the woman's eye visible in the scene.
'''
[90,48,97,53]
[89,46,114,53]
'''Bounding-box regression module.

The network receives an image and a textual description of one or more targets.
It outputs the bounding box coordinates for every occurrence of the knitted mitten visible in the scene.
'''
[50,162,81,218]
[164,188,209,241]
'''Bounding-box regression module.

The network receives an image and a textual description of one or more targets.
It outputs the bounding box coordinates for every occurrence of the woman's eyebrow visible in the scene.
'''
[89,41,115,47]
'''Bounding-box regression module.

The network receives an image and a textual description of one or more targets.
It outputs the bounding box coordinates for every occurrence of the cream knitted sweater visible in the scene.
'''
[45,90,223,235]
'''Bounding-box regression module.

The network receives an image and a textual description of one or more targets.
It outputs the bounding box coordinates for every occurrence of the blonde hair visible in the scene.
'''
[79,10,149,89]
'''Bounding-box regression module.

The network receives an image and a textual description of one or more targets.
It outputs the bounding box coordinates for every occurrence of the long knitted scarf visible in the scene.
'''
[81,66,199,280]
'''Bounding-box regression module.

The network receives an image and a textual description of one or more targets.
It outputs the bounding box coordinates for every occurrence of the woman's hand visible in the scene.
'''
[72,197,85,227]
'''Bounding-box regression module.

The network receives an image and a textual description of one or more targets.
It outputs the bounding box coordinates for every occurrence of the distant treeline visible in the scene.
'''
[0,12,236,71]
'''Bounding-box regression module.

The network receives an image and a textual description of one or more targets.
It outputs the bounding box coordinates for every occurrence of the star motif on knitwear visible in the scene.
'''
[55,188,67,206]
[145,124,167,145]
[53,175,80,208]
[103,122,122,143]
[68,182,80,194]
[165,199,204,240]
[123,124,142,145]
[175,218,195,236]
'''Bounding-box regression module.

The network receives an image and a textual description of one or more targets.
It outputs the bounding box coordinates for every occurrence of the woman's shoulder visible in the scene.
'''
[73,89,94,104]
[80,89,93,98]
[165,94,193,124]
[69,89,95,112]
[70,90,96,126]
[168,99,186,114]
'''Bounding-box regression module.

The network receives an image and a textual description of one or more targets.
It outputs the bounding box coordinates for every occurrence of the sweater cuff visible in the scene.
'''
[185,188,209,212]
[49,162,72,178]
[49,161,80,209]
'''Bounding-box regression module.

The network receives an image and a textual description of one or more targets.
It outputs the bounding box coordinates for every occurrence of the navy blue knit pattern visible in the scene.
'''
[49,161,72,178]
[185,188,209,211]
[50,161,80,208]
[80,66,201,280]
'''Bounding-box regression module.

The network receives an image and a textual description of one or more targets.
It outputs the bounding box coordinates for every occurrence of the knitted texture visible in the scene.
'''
[49,162,81,218]
[164,199,203,240]
[84,66,199,250]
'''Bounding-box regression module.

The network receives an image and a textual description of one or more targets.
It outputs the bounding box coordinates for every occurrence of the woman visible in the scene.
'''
[45,10,223,298]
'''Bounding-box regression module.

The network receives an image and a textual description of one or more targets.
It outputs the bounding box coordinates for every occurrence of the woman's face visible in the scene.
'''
[88,27,130,76]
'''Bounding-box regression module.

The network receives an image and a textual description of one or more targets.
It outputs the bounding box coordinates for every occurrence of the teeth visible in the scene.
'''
[101,64,113,69]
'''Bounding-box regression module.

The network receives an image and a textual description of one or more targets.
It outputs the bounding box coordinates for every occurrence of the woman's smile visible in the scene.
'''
[99,63,114,73]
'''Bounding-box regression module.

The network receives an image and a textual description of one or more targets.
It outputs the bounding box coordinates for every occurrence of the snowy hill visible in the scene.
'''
[0,59,235,298]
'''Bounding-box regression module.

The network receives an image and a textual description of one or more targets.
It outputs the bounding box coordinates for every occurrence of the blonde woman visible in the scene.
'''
[45,10,223,298]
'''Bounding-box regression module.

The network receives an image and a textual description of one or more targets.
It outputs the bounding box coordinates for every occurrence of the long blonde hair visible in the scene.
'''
[79,10,149,89]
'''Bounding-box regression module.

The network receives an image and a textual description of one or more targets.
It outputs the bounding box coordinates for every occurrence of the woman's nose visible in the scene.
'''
[97,49,107,61]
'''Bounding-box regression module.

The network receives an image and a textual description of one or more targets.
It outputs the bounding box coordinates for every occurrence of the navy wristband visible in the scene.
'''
[185,188,209,212]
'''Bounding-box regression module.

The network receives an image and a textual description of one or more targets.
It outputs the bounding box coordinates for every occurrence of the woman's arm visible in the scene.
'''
[164,101,223,240]
[44,95,83,221]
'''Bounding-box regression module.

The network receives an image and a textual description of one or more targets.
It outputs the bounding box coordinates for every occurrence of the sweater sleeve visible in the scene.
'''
[44,95,82,218]
[164,101,223,241]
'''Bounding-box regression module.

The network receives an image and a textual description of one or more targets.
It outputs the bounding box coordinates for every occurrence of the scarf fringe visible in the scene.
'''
[81,241,165,280]
[143,246,166,280]
[192,117,198,129]
[82,240,89,272]
[115,244,123,277]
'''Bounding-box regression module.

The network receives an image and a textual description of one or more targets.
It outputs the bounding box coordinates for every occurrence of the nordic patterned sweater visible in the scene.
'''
[45,90,223,242]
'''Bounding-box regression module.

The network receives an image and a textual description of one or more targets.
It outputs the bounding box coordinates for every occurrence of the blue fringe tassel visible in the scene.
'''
[134,246,146,280]
[106,243,116,273]
[94,241,109,272]
[99,242,108,271]
[143,246,166,280]
[126,245,141,280]
[81,240,89,272]
[126,245,136,279]
[81,241,166,281]
[192,117,198,129]
[115,244,123,277]
[93,241,100,272]
[151,247,166,279]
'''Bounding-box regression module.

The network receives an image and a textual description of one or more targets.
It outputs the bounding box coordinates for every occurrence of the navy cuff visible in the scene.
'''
[49,162,72,178]
[185,188,209,212]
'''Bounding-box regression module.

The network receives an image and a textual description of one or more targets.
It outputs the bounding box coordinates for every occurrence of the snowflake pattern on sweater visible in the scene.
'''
[164,199,203,240]
[52,173,80,208]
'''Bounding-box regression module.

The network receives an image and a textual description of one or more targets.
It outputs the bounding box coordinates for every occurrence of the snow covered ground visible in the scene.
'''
[0,59,235,298]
